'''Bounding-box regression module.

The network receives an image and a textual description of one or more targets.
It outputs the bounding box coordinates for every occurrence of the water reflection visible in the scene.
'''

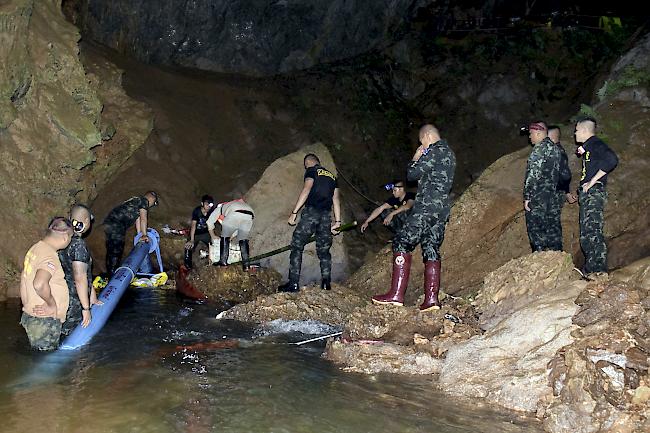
[0,290,542,433]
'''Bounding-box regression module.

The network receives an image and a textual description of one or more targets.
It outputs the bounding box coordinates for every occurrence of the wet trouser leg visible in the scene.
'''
[104,225,125,276]
[20,313,62,351]
[288,207,319,284]
[393,211,430,255]
[579,185,608,273]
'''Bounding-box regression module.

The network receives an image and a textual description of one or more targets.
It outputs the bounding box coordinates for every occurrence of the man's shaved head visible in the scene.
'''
[548,125,561,144]
[419,124,439,137]
[419,124,440,144]
[71,204,92,221]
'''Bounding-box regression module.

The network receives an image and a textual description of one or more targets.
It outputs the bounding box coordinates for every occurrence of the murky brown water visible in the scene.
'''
[0,289,543,433]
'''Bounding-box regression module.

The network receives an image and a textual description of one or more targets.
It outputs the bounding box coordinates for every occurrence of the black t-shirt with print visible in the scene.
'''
[191,206,213,235]
[304,165,338,211]
[385,191,416,209]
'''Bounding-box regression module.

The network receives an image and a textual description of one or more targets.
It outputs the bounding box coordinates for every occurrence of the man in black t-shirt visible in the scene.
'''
[184,195,215,269]
[103,191,158,276]
[360,180,415,235]
[278,153,341,292]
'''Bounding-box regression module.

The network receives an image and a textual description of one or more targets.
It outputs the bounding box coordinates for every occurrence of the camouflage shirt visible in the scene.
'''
[104,196,150,229]
[407,139,456,215]
[556,143,571,193]
[64,235,93,291]
[524,137,561,200]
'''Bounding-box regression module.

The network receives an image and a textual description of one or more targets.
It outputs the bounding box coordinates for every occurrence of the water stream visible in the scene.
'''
[0,288,543,433]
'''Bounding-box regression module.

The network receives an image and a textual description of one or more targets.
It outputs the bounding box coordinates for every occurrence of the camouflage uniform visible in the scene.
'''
[523,137,561,252]
[104,196,150,274]
[393,139,456,261]
[289,206,333,283]
[20,313,62,351]
[578,136,618,274]
[60,235,94,336]
[548,143,572,251]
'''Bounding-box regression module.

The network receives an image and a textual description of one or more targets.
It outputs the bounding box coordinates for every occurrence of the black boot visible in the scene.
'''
[216,237,230,266]
[321,278,331,290]
[278,281,299,293]
[183,245,193,269]
[239,240,250,271]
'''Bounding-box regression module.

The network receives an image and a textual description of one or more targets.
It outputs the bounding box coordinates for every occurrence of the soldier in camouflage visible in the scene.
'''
[547,126,577,251]
[278,154,341,292]
[523,121,561,252]
[574,118,618,274]
[61,205,102,336]
[372,124,456,311]
[103,191,158,276]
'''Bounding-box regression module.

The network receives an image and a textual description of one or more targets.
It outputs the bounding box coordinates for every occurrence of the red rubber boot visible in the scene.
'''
[420,260,441,311]
[372,252,411,306]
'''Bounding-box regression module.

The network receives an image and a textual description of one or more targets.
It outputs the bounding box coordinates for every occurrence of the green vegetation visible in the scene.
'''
[597,66,650,101]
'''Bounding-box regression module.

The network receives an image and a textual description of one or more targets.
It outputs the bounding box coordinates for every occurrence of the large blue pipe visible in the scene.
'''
[59,229,160,350]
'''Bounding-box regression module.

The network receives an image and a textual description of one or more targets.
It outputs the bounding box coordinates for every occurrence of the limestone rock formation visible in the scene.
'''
[543,258,650,433]
[244,143,349,284]
[0,0,152,298]
[71,0,434,76]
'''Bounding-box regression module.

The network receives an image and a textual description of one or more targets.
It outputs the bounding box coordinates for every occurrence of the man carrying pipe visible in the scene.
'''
[103,191,159,276]
[278,153,341,292]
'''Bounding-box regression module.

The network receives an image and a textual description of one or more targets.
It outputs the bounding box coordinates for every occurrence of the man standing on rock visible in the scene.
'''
[575,117,618,274]
[278,153,341,292]
[19,217,73,350]
[103,191,158,276]
[523,121,561,252]
[372,124,455,311]
[184,194,215,269]
[547,125,577,251]
[61,204,102,336]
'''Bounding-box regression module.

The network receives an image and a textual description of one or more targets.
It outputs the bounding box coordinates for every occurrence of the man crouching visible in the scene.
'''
[19,217,73,350]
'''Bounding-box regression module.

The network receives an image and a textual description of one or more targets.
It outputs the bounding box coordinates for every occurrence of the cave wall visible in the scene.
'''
[0,0,152,299]
[70,0,436,76]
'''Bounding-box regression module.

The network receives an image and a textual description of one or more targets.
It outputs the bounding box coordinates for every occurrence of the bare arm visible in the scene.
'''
[31,269,57,318]
[288,178,314,225]
[138,209,148,239]
[331,188,341,232]
[383,199,414,225]
[72,261,92,327]
[361,203,391,232]
[206,211,219,240]
[186,221,198,248]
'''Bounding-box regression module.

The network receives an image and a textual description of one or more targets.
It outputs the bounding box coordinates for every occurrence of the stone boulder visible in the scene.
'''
[438,252,586,413]
[543,257,650,433]
[244,143,349,285]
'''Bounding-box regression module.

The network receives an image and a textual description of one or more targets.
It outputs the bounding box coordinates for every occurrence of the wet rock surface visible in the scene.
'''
[543,258,650,433]
[0,1,152,298]
[220,285,366,328]
[186,265,281,306]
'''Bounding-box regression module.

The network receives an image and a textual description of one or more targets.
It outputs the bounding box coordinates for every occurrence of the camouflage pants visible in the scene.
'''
[105,224,127,274]
[289,206,332,284]
[20,313,62,351]
[546,191,566,252]
[525,194,555,252]
[61,295,82,337]
[380,209,410,234]
[579,185,608,273]
[392,209,448,262]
